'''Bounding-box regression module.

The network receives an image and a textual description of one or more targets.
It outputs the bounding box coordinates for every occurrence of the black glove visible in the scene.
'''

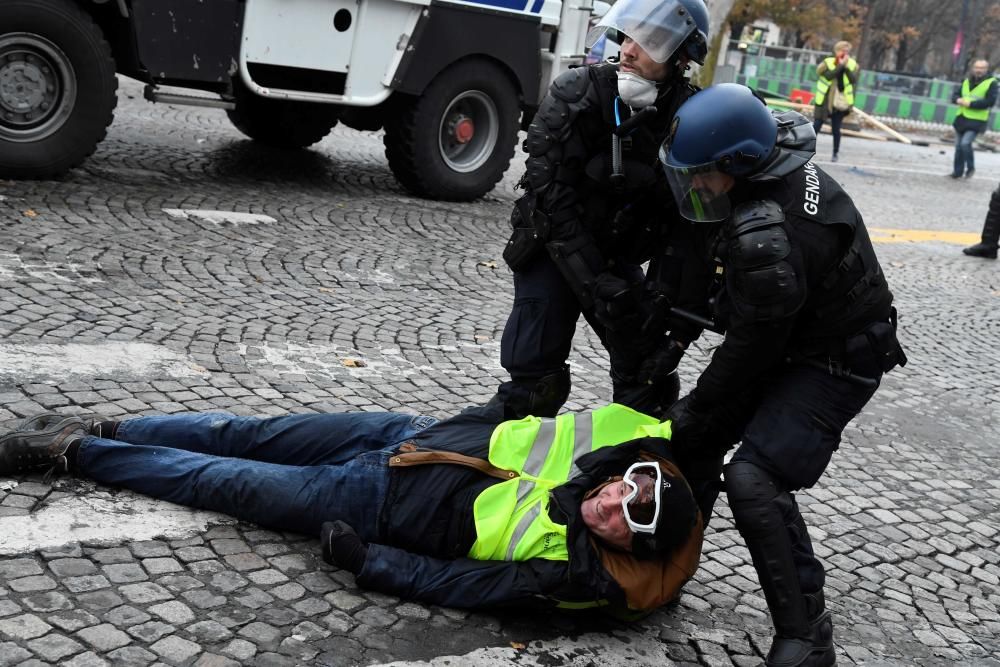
[591,273,641,331]
[320,521,368,574]
[637,340,686,385]
[663,393,711,452]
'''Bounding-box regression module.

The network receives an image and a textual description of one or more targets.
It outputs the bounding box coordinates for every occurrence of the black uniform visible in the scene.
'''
[669,158,906,653]
[496,62,698,419]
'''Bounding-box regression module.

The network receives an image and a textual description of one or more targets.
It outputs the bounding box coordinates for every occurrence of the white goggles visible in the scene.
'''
[621,461,666,534]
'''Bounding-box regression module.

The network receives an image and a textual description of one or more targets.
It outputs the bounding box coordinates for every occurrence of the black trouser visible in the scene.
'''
[709,364,879,593]
[813,110,848,156]
[497,252,675,417]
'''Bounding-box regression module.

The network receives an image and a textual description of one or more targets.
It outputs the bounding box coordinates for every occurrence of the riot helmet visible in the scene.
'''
[659,83,817,222]
[586,0,710,66]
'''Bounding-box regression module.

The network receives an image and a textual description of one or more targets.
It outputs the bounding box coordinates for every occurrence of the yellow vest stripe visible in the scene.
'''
[568,413,594,479]
[505,503,543,560]
[523,418,556,476]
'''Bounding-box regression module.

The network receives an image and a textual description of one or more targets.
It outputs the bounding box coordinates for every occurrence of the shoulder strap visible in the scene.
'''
[390,444,517,481]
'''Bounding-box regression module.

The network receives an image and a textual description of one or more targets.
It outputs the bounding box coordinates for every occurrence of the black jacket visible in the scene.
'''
[679,162,897,407]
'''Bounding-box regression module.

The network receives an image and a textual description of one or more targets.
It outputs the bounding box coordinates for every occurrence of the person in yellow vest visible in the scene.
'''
[0,404,704,615]
[950,59,998,179]
[812,40,859,163]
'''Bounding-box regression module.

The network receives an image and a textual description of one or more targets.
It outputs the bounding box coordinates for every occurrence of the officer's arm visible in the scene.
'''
[662,227,716,346]
[690,202,806,408]
[524,68,610,309]
[356,544,572,609]
[693,316,795,407]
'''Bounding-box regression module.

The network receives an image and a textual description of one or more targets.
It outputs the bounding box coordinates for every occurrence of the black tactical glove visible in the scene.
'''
[320,521,368,574]
[637,339,686,385]
[664,393,712,453]
[591,273,641,331]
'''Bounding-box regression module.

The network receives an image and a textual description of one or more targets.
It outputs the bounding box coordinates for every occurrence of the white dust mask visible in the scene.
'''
[616,70,659,109]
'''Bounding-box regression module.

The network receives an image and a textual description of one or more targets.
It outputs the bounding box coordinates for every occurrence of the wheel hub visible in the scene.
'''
[452,116,475,144]
[438,90,499,173]
[0,33,75,141]
[0,55,54,120]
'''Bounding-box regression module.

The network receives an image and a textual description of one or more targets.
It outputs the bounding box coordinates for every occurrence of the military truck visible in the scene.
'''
[0,0,597,200]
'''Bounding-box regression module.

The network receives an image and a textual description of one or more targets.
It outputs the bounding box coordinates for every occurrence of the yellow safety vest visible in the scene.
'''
[814,56,858,107]
[468,404,671,562]
[957,77,997,122]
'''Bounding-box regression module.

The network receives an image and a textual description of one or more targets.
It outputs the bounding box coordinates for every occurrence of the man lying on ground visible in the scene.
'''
[0,402,702,616]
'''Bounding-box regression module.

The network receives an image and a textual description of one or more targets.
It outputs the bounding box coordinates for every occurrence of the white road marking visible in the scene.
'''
[374,633,678,666]
[0,253,103,284]
[0,342,207,381]
[0,491,231,556]
[162,209,276,225]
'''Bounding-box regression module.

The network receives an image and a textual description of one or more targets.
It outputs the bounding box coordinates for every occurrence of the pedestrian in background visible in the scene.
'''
[950,59,997,179]
[812,40,859,163]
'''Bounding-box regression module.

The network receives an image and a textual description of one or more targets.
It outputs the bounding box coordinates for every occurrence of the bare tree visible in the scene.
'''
[727,0,1000,76]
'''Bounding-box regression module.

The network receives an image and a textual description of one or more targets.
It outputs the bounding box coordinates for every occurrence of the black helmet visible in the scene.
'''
[659,84,817,221]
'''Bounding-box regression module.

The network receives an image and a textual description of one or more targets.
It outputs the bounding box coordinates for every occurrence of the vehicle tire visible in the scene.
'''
[384,59,520,201]
[227,85,340,149]
[0,0,117,179]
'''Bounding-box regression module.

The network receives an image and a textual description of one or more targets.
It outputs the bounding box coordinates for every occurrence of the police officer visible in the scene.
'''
[492,0,710,420]
[658,84,907,667]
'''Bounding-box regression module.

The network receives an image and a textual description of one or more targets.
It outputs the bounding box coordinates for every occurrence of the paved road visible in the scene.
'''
[0,78,998,667]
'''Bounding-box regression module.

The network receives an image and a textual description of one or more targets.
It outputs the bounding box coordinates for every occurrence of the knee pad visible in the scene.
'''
[724,461,785,537]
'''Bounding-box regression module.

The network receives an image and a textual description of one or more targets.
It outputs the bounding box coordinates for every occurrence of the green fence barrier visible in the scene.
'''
[737,74,1000,131]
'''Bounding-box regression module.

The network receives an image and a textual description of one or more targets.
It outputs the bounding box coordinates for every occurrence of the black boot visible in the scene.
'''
[963,188,1000,259]
[725,462,836,667]
[804,591,834,661]
[0,417,89,476]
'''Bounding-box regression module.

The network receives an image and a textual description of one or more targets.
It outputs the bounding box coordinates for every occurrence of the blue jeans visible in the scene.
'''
[953,129,978,176]
[77,412,438,539]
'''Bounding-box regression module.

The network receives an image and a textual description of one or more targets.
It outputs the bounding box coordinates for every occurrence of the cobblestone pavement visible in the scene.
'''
[0,78,998,667]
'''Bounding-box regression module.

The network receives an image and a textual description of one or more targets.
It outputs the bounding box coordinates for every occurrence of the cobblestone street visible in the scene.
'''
[0,78,998,666]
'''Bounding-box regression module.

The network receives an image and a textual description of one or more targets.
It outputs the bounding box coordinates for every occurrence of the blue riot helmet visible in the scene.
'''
[587,0,710,65]
[660,83,817,222]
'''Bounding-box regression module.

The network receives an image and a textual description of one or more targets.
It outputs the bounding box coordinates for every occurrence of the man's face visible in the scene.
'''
[580,480,633,550]
[836,46,851,60]
[619,36,671,83]
[691,170,736,199]
[973,60,989,77]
